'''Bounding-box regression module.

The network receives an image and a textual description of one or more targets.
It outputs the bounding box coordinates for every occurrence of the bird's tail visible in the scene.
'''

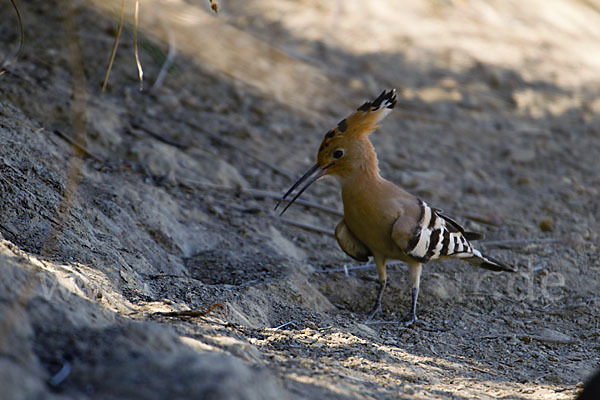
[464,248,516,272]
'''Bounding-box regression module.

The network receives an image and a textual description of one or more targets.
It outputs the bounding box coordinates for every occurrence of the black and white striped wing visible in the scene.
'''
[402,200,473,262]
[398,200,514,272]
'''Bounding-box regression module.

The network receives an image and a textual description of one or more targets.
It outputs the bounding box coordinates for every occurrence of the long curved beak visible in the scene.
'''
[274,163,330,215]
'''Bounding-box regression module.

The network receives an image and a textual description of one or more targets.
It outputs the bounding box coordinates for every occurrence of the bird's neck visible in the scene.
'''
[338,140,383,190]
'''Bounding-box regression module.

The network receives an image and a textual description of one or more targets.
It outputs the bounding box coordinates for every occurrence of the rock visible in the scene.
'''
[268,226,306,261]
[84,348,288,400]
[508,147,536,163]
[130,141,248,188]
[531,328,576,344]
[354,323,376,337]
[562,232,585,251]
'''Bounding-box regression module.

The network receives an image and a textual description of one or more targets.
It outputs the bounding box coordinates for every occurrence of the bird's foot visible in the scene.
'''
[364,303,382,322]
[402,313,421,327]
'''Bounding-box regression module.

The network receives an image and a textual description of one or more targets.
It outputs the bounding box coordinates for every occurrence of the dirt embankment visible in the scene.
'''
[0,0,598,399]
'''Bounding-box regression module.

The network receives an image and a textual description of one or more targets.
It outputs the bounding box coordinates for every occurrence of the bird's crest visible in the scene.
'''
[276,89,397,215]
[320,89,397,146]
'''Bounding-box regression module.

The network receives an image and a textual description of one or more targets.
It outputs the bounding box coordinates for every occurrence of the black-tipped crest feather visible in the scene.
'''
[357,89,397,112]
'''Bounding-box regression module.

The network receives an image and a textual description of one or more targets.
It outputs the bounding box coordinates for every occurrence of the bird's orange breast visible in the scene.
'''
[341,177,411,260]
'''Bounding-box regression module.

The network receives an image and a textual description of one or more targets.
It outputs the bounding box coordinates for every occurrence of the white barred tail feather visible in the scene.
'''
[465,249,515,272]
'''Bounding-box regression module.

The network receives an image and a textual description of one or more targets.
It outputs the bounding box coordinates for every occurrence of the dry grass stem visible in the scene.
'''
[133,0,143,91]
[101,0,126,92]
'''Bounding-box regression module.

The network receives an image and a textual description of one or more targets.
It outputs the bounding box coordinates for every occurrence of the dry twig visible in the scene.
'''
[273,320,295,330]
[481,238,560,249]
[48,361,72,387]
[153,304,223,319]
[102,0,126,92]
[316,260,406,273]
[152,23,176,90]
[464,213,503,227]
[180,180,339,236]
[130,121,187,148]
[185,120,297,180]
[52,129,106,164]
[275,216,334,236]
[181,180,343,216]
[480,333,577,345]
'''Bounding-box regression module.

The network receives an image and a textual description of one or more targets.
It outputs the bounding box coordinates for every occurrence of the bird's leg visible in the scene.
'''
[366,257,387,321]
[405,262,422,326]
[366,278,386,320]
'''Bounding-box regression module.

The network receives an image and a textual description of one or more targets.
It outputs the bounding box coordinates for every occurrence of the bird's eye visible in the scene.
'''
[333,149,344,159]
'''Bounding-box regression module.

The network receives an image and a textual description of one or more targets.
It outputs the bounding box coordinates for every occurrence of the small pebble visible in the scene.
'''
[539,218,553,232]
[516,176,532,185]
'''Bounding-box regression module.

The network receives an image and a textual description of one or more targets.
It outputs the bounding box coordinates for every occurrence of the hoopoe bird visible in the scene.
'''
[276,89,515,324]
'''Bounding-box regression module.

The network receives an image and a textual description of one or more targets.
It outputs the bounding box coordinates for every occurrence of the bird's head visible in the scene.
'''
[276,89,397,215]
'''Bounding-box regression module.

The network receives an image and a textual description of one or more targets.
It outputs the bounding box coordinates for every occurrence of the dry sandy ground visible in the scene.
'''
[0,0,599,398]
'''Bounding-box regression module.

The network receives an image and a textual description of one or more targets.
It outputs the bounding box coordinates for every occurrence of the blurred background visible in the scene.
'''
[89,0,600,111]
